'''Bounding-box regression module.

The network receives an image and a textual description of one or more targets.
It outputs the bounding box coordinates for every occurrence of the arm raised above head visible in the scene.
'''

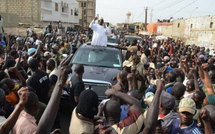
[36,54,73,134]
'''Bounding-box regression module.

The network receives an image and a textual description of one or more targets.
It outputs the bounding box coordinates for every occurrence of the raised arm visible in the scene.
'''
[142,80,164,134]
[105,88,142,113]
[0,87,29,134]
[89,17,98,31]
[36,54,73,134]
[192,69,200,91]
[32,42,43,58]
[199,64,214,95]
[200,108,213,134]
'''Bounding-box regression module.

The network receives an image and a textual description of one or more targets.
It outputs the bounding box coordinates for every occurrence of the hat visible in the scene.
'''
[98,17,103,20]
[28,48,36,55]
[144,92,154,105]
[123,60,133,67]
[161,91,175,110]
[149,63,155,69]
[179,98,196,115]
[44,51,51,57]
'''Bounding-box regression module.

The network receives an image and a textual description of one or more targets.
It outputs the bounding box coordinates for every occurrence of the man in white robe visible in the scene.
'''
[89,17,109,46]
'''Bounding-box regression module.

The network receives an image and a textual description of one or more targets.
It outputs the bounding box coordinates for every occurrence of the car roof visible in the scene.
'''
[125,35,142,38]
[79,43,121,51]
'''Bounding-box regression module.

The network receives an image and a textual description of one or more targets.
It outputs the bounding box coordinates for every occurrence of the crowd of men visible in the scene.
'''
[0,16,215,134]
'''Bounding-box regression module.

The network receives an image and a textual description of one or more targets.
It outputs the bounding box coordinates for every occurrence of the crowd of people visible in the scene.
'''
[0,16,214,134]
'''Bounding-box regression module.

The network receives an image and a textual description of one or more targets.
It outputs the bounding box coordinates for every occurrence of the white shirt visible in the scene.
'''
[89,20,109,46]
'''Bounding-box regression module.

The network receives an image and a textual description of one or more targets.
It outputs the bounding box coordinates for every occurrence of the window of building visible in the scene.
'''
[74,8,78,16]
[210,22,213,28]
[177,23,180,28]
[55,3,58,11]
[191,24,193,29]
[81,2,86,7]
[83,9,86,15]
[71,9,73,15]
[62,7,64,12]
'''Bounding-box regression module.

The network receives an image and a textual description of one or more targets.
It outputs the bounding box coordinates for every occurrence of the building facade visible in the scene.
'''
[0,0,79,27]
[77,0,96,28]
[156,15,215,49]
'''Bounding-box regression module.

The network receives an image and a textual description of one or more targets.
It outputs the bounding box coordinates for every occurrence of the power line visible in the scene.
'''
[151,0,171,9]
[168,0,199,17]
[154,0,186,11]
[133,9,145,21]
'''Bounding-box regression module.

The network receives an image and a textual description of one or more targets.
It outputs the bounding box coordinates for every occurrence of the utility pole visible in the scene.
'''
[150,8,153,23]
[145,7,148,30]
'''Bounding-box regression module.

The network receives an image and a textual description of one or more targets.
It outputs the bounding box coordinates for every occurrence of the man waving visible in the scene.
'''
[89,17,110,46]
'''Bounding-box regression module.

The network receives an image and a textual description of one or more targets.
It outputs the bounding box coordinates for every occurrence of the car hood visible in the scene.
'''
[72,64,121,84]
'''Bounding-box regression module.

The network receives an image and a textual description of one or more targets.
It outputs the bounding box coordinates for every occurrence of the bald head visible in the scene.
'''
[104,100,121,123]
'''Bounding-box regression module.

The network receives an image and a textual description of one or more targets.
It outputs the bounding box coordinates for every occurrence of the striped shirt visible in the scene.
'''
[95,109,144,134]
[170,118,203,134]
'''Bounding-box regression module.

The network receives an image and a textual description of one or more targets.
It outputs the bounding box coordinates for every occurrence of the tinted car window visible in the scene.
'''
[108,37,118,44]
[72,47,122,68]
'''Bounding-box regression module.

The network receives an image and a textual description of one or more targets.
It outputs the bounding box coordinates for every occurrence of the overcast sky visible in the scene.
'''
[96,0,215,24]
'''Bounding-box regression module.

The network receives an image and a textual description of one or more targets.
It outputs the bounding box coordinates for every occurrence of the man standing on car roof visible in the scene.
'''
[89,17,110,47]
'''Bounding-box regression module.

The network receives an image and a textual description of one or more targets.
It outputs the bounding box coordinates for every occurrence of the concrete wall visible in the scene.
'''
[157,15,215,49]
[40,0,79,26]
[0,0,40,26]
[185,15,215,49]
[157,25,173,37]
[0,0,79,27]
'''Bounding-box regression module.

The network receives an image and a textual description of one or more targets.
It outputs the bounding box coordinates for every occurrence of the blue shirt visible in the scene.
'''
[167,87,173,94]
[170,118,203,134]
[120,105,129,121]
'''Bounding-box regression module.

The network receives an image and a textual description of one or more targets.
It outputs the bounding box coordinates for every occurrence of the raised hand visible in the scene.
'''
[202,63,209,71]
[57,54,73,84]
[156,79,164,91]
[180,56,187,63]
[18,87,29,106]
[105,89,116,97]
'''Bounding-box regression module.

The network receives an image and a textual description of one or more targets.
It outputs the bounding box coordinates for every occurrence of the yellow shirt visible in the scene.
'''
[127,45,138,52]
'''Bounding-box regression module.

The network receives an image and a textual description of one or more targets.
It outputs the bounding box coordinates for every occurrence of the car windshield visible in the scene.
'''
[72,47,122,68]
[108,37,118,44]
